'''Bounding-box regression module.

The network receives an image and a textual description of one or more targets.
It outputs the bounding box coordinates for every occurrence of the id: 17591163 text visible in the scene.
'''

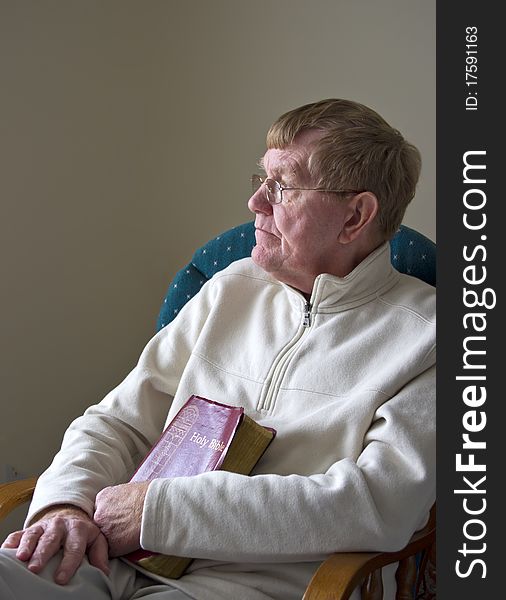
[465,26,478,111]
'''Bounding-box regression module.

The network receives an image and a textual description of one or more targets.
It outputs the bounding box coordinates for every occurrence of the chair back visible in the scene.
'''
[157,221,436,331]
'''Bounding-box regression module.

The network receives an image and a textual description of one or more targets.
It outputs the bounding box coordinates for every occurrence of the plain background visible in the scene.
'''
[0,0,435,538]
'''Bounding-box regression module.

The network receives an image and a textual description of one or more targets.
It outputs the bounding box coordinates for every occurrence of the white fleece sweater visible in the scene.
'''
[26,242,436,600]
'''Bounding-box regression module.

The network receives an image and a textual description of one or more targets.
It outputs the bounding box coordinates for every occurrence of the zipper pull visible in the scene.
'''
[303,302,312,328]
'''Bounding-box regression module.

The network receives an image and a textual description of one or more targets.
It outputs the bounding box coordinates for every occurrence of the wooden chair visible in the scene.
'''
[1,221,437,599]
[0,480,435,599]
[302,505,436,599]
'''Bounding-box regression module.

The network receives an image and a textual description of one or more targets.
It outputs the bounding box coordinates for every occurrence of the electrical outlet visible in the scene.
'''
[1,464,26,484]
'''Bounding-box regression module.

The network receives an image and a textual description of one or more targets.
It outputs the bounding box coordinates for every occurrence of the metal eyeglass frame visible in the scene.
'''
[251,174,365,205]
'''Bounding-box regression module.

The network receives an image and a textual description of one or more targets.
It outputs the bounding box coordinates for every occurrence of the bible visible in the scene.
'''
[123,394,276,579]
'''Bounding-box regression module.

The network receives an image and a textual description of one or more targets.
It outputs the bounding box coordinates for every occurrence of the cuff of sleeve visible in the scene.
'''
[140,478,174,552]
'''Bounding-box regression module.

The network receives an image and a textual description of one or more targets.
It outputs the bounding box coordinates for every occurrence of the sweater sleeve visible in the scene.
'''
[140,361,436,563]
[24,280,218,526]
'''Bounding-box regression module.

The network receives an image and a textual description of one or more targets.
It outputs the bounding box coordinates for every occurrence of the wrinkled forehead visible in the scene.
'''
[260,147,309,180]
[260,128,323,180]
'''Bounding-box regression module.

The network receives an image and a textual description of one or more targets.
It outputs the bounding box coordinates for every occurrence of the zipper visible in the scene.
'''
[303,301,312,327]
[257,299,313,413]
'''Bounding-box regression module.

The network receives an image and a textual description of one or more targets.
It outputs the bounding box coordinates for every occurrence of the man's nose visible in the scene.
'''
[248,185,273,215]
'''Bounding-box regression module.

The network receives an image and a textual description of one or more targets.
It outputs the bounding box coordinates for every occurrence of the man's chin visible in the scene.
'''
[251,245,278,274]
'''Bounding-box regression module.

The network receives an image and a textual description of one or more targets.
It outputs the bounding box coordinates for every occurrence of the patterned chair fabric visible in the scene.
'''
[156,221,436,331]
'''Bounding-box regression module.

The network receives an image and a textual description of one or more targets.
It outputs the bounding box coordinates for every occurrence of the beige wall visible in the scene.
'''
[0,0,435,537]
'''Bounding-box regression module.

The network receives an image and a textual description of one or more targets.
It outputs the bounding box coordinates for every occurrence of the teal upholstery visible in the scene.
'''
[156,221,436,331]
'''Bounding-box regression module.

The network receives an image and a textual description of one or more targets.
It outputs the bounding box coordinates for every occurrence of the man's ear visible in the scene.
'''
[337,192,379,244]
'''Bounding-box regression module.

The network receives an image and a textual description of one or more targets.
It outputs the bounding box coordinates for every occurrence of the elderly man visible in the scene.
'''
[1,99,435,600]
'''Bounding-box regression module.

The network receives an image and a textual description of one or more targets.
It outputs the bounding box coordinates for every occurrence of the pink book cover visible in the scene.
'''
[125,394,245,564]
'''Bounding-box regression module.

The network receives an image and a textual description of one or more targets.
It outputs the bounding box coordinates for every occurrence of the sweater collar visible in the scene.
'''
[283,242,400,313]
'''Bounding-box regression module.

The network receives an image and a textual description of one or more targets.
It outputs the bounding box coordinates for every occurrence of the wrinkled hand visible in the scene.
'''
[1,505,109,585]
[94,481,150,558]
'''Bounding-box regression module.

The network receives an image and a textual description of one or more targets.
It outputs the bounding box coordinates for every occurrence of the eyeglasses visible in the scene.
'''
[251,174,365,205]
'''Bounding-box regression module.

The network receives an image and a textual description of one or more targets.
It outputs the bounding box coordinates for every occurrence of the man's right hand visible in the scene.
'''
[1,504,110,585]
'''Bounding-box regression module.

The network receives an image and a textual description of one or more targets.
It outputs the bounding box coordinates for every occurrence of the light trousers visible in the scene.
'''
[0,548,193,600]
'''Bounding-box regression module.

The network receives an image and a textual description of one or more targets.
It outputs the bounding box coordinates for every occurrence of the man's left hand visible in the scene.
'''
[94,481,150,558]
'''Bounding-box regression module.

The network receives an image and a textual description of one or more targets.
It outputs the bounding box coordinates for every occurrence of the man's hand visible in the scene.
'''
[94,481,150,557]
[1,505,110,585]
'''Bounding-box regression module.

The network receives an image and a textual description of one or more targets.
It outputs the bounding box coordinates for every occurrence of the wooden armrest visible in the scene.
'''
[0,477,37,520]
[303,506,436,600]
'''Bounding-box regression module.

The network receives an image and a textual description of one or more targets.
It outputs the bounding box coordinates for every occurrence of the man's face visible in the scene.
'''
[248,130,353,294]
